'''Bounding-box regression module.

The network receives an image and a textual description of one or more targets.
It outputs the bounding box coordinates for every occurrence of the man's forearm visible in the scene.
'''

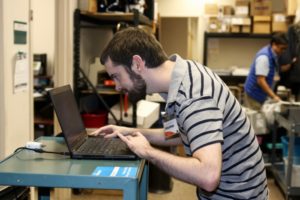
[257,77,278,99]
[145,147,219,192]
[261,82,276,98]
[130,128,181,146]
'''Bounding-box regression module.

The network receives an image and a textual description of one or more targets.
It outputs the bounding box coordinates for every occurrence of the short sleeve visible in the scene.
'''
[178,97,223,154]
[255,55,269,76]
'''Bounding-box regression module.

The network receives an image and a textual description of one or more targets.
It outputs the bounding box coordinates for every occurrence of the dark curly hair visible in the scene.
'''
[271,32,288,45]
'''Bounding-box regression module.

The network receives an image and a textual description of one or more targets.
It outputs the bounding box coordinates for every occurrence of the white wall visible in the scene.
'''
[0,0,32,159]
[206,38,269,69]
[80,29,113,75]
[156,0,236,63]
[31,0,55,76]
[156,0,234,17]
[296,0,300,22]
[54,0,77,88]
[53,0,78,135]
[160,18,189,57]
[0,0,4,158]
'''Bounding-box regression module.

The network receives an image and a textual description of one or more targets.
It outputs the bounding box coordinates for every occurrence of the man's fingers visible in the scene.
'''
[89,130,100,136]
[103,132,117,138]
[117,132,128,142]
[135,132,143,136]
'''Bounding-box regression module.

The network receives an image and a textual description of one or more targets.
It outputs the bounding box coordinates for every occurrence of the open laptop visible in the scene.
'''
[48,85,138,160]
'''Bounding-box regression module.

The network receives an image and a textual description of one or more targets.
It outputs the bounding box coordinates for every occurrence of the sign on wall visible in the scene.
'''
[14,21,27,44]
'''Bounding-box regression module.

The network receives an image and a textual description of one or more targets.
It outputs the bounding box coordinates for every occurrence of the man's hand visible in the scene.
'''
[273,95,281,102]
[281,57,298,72]
[117,132,152,158]
[89,125,132,138]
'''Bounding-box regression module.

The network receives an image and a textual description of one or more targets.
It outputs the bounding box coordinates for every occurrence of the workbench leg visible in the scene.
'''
[38,187,50,200]
[139,163,149,200]
[123,183,138,200]
[123,161,149,200]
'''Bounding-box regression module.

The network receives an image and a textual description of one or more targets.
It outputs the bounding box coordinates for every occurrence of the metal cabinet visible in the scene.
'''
[271,113,300,200]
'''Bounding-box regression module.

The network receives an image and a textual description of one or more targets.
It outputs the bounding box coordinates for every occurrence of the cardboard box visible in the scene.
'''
[251,0,272,16]
[230,24,251,33]
[231,17,251,25]
[285,0,297,16]
[231,25,241,33]
[235,0,250,16]
[221,17,232,32]
[253,15,271,34]
[241,25,251,33]
[207,17,221,32]
[223,5,234,16]
[236,0,250,7]
[272,13,288,32]
[205,4,219,15]
[254,15,271,21]
[108,100,160,128]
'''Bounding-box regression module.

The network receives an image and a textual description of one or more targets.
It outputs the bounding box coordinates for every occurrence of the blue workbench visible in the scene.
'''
[0,136,148,200]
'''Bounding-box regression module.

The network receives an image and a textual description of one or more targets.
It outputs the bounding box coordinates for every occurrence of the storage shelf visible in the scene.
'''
[80,88,121,95]
[204,32,271,39]
[34,115,53,126]
[74,8,153,96]
[275,113,300,133]
[80,10,153,27]
[73,8,153,127]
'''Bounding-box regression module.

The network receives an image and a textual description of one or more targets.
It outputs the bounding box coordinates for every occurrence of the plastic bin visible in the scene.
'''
[81,111,108,128]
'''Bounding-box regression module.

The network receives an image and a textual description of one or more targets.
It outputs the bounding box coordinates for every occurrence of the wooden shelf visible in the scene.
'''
[81,88,121,95]
[34,75,52,79]
[204,32,272,39]
[34,115,53,126]
[79,10,153,27]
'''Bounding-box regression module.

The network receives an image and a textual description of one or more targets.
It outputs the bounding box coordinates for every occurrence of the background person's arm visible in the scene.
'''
[256,75,281,101]
[280,57,297,72]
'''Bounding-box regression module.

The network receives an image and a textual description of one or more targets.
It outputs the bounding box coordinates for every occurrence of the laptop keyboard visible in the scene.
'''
[77,137,123,154]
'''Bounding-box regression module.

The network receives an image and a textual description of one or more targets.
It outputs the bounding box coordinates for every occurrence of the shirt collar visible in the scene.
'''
[159,54,187,104]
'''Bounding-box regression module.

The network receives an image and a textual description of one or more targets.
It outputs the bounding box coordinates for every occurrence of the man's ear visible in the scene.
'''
[131,55,145,74]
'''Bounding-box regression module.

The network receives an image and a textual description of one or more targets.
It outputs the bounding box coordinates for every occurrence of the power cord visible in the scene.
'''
[14,147,70,156]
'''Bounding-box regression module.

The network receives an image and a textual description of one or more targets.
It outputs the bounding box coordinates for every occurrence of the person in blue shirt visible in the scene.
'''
[244,32,289,111]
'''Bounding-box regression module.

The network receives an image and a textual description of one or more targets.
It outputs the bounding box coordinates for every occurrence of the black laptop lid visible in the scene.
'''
[49,85,86,149]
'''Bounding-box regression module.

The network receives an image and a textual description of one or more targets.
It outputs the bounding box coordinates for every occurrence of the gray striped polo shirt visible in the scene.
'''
[164,55,268,200]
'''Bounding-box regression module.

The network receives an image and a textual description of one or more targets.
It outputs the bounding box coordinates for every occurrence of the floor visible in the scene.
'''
[51,176,285,200]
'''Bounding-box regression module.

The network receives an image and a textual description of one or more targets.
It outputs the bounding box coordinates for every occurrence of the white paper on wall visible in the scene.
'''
[13,52,29,93]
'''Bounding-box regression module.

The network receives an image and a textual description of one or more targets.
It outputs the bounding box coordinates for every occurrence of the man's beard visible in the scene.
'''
[127,71,147,104]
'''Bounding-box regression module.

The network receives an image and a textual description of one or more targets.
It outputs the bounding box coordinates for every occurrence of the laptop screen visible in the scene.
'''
[49,85,86,148]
